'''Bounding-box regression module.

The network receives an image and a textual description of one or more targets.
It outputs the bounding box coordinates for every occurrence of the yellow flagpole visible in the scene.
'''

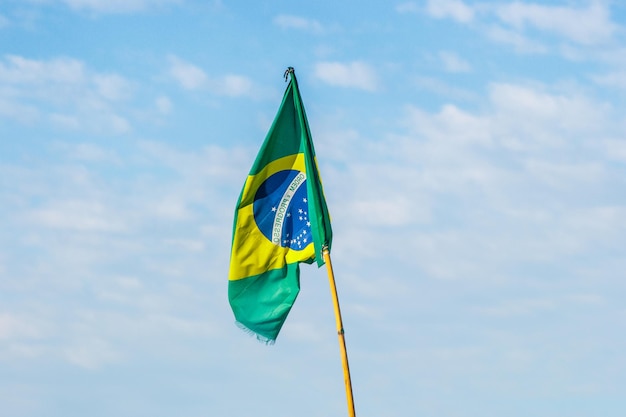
[322,246,356,417]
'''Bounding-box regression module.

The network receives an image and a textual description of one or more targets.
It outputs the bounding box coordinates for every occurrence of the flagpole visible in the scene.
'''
[323,246,356,417]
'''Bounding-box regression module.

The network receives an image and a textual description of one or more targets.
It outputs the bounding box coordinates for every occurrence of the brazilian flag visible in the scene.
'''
[228,69,332,343]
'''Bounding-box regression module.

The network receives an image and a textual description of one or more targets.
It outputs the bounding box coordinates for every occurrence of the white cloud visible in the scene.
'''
[0,99,39,124]
[399,0,475,23]
[0,314,45,341]
[314,61,378,91]
[348,197,424,227]
[152,197,193,221]
[212,74,253,97]
[61,0,181,14]
[523,159,606,189]
[319,80,623,285]
[602,138,626,162]
[0,54,86,85]
[168,55,254,97]
[425,0,474,23]
[168,55,208,90]
[49,113,81,130]
[475,297,557,317]
[494,1,615,45]
[405,103,492,146]
[93,73,133,100]
[56,142,121,163]
[485,25,548,53]
[28,200,129,232]
[0,55,133,133]
[395,2,420,14]
[273,14,324,34]
[155,95,172,114]
[595,46,626,68]
[488,82,609,148]
[592,71,626,89]
[414,76,478,101]
[439,51,471,73]
[64,339,120,369]
[0,139,242,368]
[0,14,9,28]
[419,1,616,53]
[563,206,626,243]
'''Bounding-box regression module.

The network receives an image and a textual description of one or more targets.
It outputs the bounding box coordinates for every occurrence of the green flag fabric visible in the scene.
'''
[228,69,332,343]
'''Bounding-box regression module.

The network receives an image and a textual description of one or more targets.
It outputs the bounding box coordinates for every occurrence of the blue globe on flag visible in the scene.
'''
[253,169,311,251]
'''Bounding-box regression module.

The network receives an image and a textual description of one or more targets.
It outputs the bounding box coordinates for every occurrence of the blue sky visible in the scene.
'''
[1,1,626,416]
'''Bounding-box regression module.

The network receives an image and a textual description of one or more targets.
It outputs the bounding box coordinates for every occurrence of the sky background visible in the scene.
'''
[1,1,626,416]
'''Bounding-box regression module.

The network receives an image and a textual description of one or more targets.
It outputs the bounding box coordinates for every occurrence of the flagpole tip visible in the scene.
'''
[284,67,295,82]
